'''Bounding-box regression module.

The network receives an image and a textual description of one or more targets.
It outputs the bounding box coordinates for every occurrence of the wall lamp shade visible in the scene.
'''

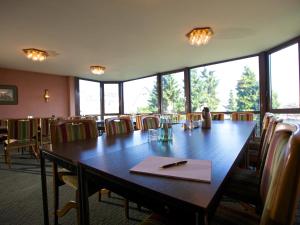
[44,89,50,102]
[23,48,48,61]
[90,65,105,75]
[186,27,214,46]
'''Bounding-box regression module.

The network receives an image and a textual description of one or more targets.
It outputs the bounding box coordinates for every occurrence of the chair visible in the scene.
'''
[39,117,54,148]
[211,113,225,120]
[140,122,300,225]
[225,116,282,205]
[232,112,254,121]
[4,118,39,168]
[186,113,202,121]
[104,117,134,136]
[50,119,103,225]
[248,113,274,167]
[141,116,160,131]
[104,116,136,217]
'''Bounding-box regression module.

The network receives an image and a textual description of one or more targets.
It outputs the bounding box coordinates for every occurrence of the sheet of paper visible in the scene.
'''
[130,156,211,182]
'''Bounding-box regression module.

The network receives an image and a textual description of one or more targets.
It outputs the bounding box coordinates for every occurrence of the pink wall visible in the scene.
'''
[0,68,73,119]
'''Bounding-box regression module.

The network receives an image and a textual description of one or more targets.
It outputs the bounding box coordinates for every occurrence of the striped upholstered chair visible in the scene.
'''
[50,119,101,224]
[4,118,39,168]
[248,113,274,168]
[231,112,254,121]
[211,113,225,120]
[186,113,202,121]
[224,116,282,205]
[104,117,134,136]
[140,122,300,225]
[39,117,55,148]
[142,116,160,131]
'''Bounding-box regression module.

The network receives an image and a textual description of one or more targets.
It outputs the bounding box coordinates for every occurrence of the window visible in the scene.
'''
[269,43,299,109]
[79,79,100,115]
[104,83,119,114]
[190,56,260,112]
[123,76,158,114]
[162,71,185,113]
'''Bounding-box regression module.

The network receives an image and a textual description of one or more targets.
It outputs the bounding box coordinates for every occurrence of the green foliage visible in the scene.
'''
[190,68,219,111]
[144,82,159,112]
[271,92,280,109]
[236,66,259,111]
[226,89,237,111]
[162,75,185,113]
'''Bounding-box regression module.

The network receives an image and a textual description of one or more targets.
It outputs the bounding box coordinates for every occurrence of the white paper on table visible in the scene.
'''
[129,156,211,183]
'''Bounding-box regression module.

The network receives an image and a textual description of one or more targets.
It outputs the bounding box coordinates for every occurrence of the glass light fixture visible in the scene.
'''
[90,65,106,75]
[44,89,50,102]
[186,27,214,46]
[22,48,48,61]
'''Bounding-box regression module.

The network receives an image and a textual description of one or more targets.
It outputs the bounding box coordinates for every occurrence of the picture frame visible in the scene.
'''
[0,85,18,105]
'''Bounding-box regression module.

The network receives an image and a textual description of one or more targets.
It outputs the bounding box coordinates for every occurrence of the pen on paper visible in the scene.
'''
[161,160,188,169]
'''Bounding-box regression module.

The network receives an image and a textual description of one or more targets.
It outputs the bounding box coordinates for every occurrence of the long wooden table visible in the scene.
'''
[40,121,256,225]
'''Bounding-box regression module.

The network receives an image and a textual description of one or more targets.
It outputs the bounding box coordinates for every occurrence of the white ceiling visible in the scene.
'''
[0,0,300,81]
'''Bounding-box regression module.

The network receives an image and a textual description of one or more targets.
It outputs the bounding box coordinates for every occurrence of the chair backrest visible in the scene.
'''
[104,117,134,136]
[211,113,224,120]
[231,112,254,121]
[142,116,160,131]
[40,117,54,137]
[50,119,98,144]
[186,113,202,121]
[7,118,38,141]
[135,114,149,130]
[258,117,283,176]
[260,122,300,225]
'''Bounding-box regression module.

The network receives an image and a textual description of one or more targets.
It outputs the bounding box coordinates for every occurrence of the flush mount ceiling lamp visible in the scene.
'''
[90,65,106,75]
[22,48,49,61]
[186,27,214,46]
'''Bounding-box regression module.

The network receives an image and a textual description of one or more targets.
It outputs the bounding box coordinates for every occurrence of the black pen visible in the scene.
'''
[161,160,188,169]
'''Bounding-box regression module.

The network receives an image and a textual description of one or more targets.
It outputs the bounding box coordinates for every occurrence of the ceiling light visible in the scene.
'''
[90,65,106,75]
[186,27,213,46]
[22,48,48,61]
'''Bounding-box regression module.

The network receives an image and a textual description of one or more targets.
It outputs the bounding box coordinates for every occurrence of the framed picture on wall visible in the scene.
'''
[0,85,18,105]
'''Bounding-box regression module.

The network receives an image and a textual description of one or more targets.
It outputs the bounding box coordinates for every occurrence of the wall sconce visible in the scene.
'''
[44,89,50,102]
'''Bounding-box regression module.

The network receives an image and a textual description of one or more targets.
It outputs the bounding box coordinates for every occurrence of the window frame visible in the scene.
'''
[267,37,300,114]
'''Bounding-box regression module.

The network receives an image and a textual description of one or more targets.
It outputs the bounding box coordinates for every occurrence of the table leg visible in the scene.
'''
[78,163,90,225]
[40,152,49,225]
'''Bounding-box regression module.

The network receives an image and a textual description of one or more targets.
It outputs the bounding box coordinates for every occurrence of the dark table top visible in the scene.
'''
[80,121,256,210]
[45,129,149,164]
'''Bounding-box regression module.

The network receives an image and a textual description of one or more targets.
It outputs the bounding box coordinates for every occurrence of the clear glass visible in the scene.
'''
[79,79,100,115]
[104,83,119,114]
[190,56,259,112]
[123,76,158,114]
[269,43,299,109]
[162,71,185,113]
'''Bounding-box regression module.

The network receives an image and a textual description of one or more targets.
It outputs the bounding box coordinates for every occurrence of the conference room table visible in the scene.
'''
[40,120,256,225]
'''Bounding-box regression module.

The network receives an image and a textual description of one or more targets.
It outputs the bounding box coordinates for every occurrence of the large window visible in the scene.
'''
[269,43,299,109]
[162,71,185,113]
[190,56,260,112]
[123,76,158,114]
[104,83,119,114]
[79,79,100,115]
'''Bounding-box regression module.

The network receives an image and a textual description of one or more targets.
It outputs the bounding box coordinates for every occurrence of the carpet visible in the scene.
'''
[0,145,150,225]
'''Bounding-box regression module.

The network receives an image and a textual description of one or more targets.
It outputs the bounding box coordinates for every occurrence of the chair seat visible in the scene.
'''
[140,199,260,225]
[58,170,78,189]
[210,200,260,225]
[225,168,259,204]
[5,139,36,147]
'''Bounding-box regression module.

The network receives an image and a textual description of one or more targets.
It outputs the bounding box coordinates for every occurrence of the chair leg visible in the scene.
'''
[124,199,129,219]
[76,190,80,225]
[98,190,102,202]
[137,203,141,211]
[53,163,59,225]
[4,147,11,168]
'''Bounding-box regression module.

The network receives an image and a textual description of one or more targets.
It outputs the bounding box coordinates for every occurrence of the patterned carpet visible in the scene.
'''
[0,145,149,225]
